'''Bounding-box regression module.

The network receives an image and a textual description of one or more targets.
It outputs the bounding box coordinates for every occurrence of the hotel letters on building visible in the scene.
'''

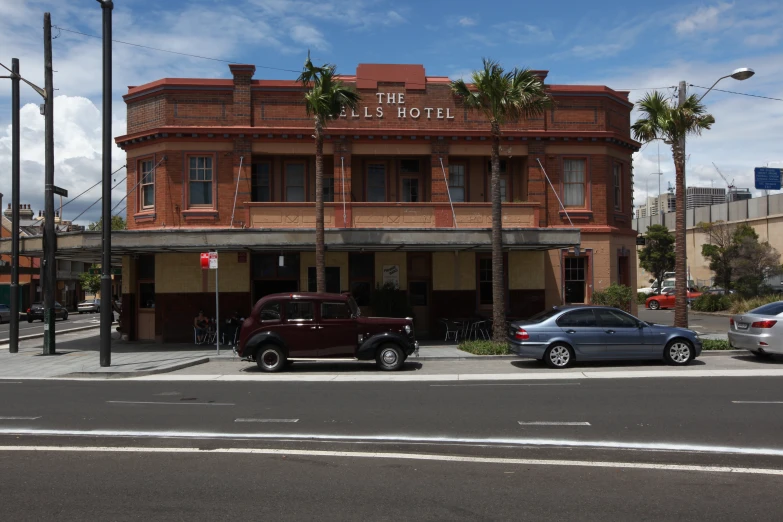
[25,63,642,342]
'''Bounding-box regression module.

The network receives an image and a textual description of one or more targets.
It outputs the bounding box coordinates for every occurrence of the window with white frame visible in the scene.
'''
[140,159,154,210]
[188,156,213,206]
[285,162,306,202]
[613,163,622,211]
[563,158,586,208]
[448,164,466,202]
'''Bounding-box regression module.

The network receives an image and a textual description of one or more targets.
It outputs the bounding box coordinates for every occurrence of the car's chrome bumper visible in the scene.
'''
[728,331,783,354]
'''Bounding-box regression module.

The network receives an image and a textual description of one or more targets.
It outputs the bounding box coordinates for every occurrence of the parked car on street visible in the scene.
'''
[645,288,702,310]
[637,285,658,295]
[26,302,68,322]
[508,305,701,369]
[77,299,100,314]
[0,304,10,324]
[703,288,734,296]
[728,301,783,358]
[237,292,418,372]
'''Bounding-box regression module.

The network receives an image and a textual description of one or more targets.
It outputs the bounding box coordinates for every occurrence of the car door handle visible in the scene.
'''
[565,329,576,334]
[605,330,615,334]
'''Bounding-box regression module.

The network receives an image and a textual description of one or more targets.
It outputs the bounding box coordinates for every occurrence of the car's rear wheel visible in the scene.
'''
[664,339,694,365]
[27,317,32,323]
[648,300,660,310]
[544,343,574,369]
[62,311,68,321]
[256,345,285,372]
[376,344,404,371]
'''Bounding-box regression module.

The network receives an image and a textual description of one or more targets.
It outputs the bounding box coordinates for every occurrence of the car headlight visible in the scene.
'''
[404,325,412,335]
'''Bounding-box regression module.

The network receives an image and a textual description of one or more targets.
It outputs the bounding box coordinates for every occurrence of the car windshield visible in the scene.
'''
[347,296,360,317]
[750,302,783,316]
[526,308,561,323]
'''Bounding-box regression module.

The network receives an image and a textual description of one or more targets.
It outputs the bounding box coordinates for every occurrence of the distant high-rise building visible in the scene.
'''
[728,188,752,202]
[686,187,726,210]
[636,193,676,218]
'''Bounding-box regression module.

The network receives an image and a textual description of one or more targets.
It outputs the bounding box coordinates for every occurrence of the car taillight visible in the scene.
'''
[27,308,30,314]
[515,328,529,341]
[751,320,777,328]
[729,317,734,327]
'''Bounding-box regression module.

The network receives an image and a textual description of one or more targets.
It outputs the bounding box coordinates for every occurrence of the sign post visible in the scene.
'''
[754,167,782,191]
[209,251,219,355]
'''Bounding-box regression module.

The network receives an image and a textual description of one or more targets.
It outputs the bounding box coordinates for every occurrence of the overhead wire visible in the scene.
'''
[689,84,783,102]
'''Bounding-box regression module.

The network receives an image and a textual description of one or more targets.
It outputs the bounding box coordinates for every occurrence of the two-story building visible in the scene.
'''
[105,62,638,342]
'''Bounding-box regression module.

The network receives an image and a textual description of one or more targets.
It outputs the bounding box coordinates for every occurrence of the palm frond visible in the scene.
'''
[299,54,360,127]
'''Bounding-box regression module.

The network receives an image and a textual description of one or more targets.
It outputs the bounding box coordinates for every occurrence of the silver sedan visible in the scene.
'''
[508,305,702,369]
[728,301,783,358]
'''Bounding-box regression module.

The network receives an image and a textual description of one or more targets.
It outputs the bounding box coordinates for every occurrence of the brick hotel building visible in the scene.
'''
[15,63,640,342]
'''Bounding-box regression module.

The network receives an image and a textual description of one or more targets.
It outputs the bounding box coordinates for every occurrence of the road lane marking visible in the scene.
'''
[0,416,41,420]
[518,421,590,426]
[431,383,581,387]
[0,382,23,384]
[106,401,234,406]
[235,418,299,423]
[2,445,783,477]
[732,401,783,404]
[3,428,783,458]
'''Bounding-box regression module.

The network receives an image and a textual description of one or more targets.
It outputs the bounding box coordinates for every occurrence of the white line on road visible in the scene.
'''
[0,382,23,384]
[0,416,41,420]
[517,421,590,426]
[234,418,299,423]
[732,401,783,404]
[106,401,235,406]
[431,383,581,387]
[2,428,783,458]
[2,445,783,477]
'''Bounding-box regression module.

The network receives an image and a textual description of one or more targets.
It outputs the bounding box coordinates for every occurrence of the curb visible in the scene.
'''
[0,324,101,345]
[58,356,212,379]
[690,311,734,318]
[700,349,746,356]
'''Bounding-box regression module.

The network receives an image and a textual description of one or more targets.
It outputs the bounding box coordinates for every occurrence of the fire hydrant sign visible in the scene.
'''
[208,251,218,269]
[200,252,209,270]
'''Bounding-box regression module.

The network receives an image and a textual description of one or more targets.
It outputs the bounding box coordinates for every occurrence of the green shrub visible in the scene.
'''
[691,293,731,312]
[728,295,781,315]
[637,292,649,305]
[701,339,730,350]
[591,284,634,311]
[458,340,509,355]
[370,282,412,318]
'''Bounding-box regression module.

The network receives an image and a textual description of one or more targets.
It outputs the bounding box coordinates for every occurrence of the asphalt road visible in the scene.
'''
[1,377,783,520]
[0,312,101,340]
[638,308,729,335]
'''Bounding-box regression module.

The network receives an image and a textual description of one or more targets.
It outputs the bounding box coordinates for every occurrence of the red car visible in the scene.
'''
[237,292,418,372]
[646,288,702,310]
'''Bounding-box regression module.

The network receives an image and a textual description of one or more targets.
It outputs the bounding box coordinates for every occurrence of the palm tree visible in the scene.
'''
[451,59,553,341]
[297,52,360,293]
[632,91,715,328]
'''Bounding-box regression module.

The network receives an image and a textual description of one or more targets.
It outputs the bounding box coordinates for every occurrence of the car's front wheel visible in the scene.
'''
[648,300,660,310]
[544,343,574,369]
[27,317,33,323]
[376,344,404,371]
[62,311,68,321]
[664,339,694,366]
[256,345,285,372]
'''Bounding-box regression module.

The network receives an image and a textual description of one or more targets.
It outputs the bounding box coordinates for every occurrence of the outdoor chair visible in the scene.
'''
[439,318,461,342]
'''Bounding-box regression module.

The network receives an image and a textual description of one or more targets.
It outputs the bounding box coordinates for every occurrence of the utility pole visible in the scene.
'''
[9,58,20,354]
[98,0,113,367]
[42,13,56,355]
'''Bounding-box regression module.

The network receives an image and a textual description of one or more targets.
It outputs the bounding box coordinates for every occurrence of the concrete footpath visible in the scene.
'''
[0,330,778,381]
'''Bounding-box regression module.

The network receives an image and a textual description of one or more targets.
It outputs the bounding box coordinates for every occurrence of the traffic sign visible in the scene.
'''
[209,251,218,269]
[200,252,209,270]
[754,167,782,190]
[89,267,100,275]
[52,185,68,197]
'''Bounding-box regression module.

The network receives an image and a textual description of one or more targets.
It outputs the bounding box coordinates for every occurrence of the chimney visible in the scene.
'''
[229,64,255,126]
[17,204,34,221]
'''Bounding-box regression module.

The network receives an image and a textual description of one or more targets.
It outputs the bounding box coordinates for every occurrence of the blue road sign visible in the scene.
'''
[755,167,782,190]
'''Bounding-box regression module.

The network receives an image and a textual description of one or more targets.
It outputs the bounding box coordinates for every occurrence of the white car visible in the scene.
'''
[637,286,657,295]
[77,299,100,313]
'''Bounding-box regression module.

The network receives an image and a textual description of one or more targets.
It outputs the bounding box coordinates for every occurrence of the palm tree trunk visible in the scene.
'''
[672,141,688,328]
[490,121,506,342]
[314,117,325,293]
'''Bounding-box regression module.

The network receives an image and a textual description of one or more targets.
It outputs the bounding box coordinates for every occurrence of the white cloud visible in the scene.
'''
[458,16,477,27]
[290,24,328,50]
[675,2,734,34]
[744,33,781,48]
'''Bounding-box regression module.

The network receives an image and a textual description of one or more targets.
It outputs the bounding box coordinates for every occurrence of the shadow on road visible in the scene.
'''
[731,354,782,365]
[509,359,706,370]
[240,361,424,373]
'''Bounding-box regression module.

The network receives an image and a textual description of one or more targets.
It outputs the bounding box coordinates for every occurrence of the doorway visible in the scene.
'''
[407,253,431,336]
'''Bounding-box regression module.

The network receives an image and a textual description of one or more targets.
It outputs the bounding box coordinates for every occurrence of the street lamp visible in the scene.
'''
[0,57,49,354]
[673,66,754,327]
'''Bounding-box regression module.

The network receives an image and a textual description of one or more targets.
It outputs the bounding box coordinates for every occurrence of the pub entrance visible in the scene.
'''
[251,253,300,306]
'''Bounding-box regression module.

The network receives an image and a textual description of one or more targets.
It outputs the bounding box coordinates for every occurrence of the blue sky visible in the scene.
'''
[0,0,782,224]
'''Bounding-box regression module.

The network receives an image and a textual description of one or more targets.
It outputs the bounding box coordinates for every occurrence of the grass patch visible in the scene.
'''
[728,295,781,315]
[701,339,731,350]
[458,340,509,355]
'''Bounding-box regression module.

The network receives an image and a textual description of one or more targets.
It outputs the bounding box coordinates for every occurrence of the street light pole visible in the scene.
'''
[42,12,56,355]
[98,0,113,367]
[9,58,20,354]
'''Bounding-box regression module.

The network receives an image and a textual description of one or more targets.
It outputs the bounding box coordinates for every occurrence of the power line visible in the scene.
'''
[53,25,301,74]
[690,84,783,102]
[69,176,127,224]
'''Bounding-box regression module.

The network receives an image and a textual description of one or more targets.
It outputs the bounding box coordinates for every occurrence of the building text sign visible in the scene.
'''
[340,92,455,121]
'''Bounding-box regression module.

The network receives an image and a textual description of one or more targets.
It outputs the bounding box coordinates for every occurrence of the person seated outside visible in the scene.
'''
[224,311,244,345]
[194,310,208,343]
